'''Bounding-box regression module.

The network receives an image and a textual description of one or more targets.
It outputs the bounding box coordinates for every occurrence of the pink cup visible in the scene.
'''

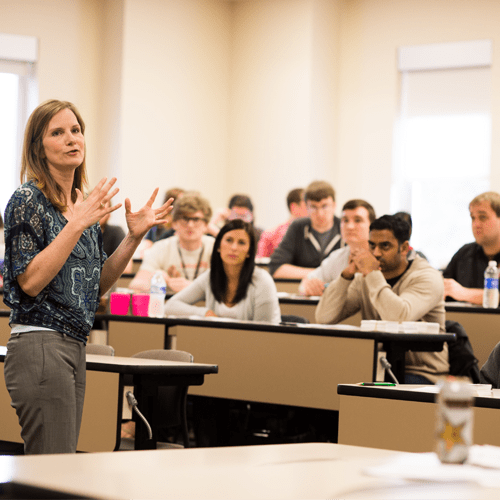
[109,292,131,315]
[132,293,150,317]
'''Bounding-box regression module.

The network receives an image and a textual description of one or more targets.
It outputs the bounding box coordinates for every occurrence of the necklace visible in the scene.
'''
[177,243,205,280]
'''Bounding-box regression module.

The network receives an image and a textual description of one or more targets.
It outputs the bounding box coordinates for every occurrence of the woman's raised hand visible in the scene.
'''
[124,187,174,240]
[74,177,121,229]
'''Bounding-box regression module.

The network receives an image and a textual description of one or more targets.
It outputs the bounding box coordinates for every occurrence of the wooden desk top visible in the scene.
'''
[0,346,218,376]
[445,302,500,314]
[98,312,455,345]
[338,383,500,410]
[2,442,498,499]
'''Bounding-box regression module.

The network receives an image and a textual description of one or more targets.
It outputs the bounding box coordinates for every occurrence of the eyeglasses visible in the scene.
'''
[178,216,206,226]
[307,203,334,212]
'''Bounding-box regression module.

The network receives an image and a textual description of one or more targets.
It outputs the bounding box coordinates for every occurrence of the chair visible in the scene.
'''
[280,314,310,324]
[126,349,193,448]
[479,342,500,387]
[86,343,115,356]
[445,320,481,383]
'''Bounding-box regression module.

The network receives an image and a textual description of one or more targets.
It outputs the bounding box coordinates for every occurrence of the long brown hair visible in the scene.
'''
[21,99,88,212]
[210,219,256,304]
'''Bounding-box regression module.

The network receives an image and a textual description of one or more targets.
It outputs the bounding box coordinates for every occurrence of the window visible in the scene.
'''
[392,41,492,270]
[0,34,38,216]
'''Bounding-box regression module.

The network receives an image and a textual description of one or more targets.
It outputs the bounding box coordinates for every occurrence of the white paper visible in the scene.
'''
[364,449,500,487]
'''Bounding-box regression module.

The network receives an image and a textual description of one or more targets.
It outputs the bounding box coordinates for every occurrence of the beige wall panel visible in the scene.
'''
[172,324,374,410]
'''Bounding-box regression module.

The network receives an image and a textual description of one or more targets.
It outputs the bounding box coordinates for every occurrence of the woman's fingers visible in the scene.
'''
[156,197,174,219]
[144,187,159,208]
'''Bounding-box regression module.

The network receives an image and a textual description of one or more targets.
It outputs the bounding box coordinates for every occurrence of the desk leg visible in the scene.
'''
[164,325,173,349]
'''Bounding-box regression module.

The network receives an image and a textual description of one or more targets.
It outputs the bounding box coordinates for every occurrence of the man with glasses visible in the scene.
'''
[269,181,342,279]
[130,193,214,293]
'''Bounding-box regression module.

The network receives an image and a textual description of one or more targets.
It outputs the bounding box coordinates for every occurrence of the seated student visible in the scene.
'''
[269,180,342,279]
[208,194,264,244]
[140,187,185,250]
[443,191,500,305]
[480,342,500,387]
[299,199,375,296]
[165,219,281,323]
[99,200,132,275]
[393,211,427,260]
[257,188,308,258]
[130,193,214,293]
[316,214,448,384]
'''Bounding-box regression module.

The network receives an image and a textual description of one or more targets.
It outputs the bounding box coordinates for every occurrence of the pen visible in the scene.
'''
[361,382,396,386]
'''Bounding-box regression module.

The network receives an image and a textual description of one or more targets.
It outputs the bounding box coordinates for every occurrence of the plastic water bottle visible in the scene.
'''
[148,271,166,318]
[483,260,499,309]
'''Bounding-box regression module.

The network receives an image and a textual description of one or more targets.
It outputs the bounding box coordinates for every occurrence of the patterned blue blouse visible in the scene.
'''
[3,181,106,343]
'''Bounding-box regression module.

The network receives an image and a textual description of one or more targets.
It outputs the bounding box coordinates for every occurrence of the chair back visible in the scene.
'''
[445,320,480,383]
[131,349,193,363]
[86,343,115,356]
[131,349,193,447]
[480,341,500,387]
[280,314,310,324]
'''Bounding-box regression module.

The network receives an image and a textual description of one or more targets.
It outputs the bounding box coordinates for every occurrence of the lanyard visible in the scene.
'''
[177,243,205,281]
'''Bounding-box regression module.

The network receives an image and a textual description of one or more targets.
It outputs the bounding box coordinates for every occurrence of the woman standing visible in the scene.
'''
[165,219,281,323]
[3,99,172,454]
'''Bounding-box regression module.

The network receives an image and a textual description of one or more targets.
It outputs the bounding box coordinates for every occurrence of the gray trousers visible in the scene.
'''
[4,330,86,454]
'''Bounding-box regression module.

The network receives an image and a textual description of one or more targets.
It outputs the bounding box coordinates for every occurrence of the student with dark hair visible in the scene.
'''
[257,188,308,258]
[165,219,280,323]
[393,211,426,260]
[316,214,448,384]
[208,193,264,243]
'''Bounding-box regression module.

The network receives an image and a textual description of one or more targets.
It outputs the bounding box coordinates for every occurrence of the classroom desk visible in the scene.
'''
[274,278,301,294]
[102,313,453,411]
[445,302,500,368]
[337,383,500,453]
[0,346,218,452]
[279,295,500,368]
[1,442,499,499]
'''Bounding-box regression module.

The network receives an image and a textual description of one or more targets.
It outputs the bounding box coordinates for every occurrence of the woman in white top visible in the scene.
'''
[165,219,281,323]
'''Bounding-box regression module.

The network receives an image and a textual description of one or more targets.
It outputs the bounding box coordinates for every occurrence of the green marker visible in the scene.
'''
[361,382,396,386]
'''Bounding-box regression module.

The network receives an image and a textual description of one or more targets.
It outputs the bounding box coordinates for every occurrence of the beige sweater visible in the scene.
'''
[316,256,448,383]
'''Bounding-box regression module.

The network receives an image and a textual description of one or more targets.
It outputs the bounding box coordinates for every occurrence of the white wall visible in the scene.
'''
[0,0,104,187]
[3,0,500,235]
[336,0,500,218]
[229,0,341,228]
[117,0,231,223]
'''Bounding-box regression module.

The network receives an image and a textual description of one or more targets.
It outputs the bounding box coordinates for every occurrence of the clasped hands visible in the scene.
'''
[341,247,381,280]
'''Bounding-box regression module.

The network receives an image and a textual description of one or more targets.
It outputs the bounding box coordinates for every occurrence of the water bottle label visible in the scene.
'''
[485,278,499,290]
